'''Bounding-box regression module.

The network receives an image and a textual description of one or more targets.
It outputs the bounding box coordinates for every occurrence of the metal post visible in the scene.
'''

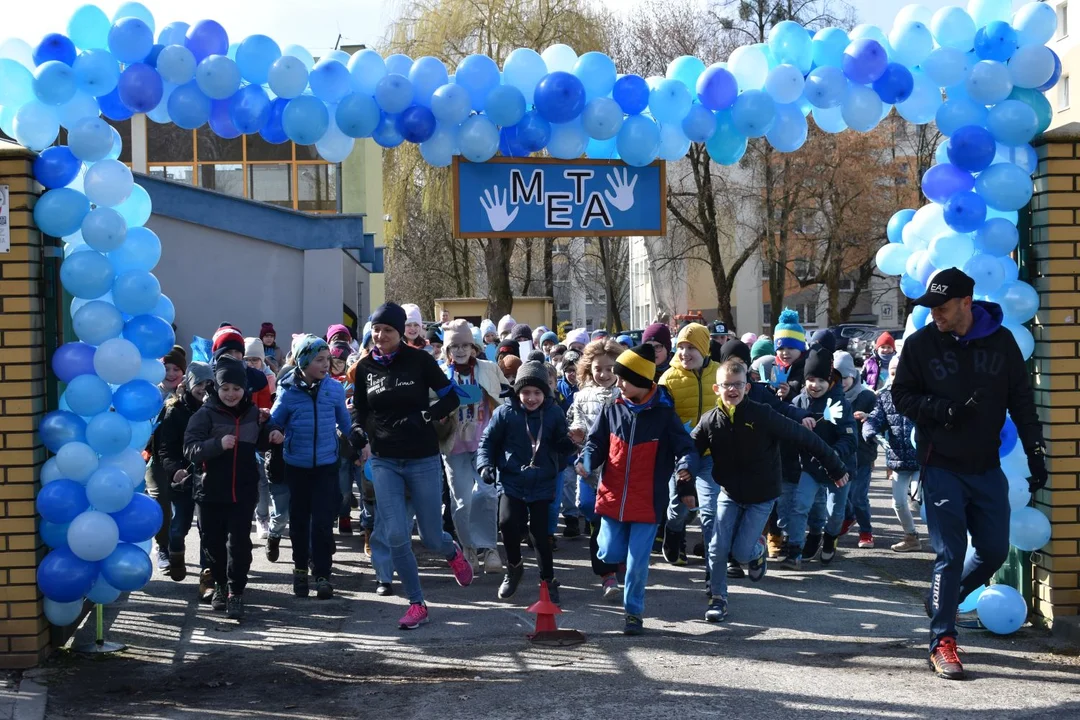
[74,604,125,654]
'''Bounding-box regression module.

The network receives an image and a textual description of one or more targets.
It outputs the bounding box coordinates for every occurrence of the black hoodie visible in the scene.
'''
[184,392,270,504]
[892,301,1042,474]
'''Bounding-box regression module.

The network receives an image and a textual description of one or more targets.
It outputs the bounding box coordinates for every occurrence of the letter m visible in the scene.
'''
[510,169,543,205]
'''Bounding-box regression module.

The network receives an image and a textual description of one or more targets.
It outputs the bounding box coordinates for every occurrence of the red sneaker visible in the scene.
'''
[858,532,874,549]
[929,637,965,680]
[338,515,353,535]
[447,544,474,587]
[839,519,854,537]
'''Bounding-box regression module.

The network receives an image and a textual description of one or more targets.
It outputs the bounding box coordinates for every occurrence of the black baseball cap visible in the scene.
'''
[913,268,976,308]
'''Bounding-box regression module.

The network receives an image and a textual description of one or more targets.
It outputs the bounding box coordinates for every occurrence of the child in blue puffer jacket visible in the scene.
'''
[268,334,352,600]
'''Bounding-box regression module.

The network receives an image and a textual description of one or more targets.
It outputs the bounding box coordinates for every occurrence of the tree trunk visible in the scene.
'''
[462,239,471,296]
[521,239,533,295]
[544,238,555,329]
[485,238,514,319]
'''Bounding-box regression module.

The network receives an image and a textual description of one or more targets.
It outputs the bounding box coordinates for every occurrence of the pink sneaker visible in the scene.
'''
[398,602,428,630]
[448,545,474,587]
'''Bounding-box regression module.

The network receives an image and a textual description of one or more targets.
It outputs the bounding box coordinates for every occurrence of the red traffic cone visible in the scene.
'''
[527,580,562,635]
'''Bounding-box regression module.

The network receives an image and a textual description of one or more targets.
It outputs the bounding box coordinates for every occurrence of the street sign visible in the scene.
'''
[452,157,666,239]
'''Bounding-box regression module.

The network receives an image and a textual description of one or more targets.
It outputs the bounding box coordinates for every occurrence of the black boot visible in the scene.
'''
[211,584,227,611]
[293,568,310,597]
[662,529,685,565]
[563,516,581,538]
[821,533,838,564]
[546,578,561,605]
[803,533,822,562]
[498,562,525,599]
[266,535,280,562]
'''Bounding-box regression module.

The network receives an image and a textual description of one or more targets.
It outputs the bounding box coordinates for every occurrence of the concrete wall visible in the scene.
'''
[343,139,385,308]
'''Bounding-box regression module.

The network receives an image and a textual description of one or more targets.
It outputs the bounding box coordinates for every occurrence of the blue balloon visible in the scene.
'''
[394,105,437,143]
[515,110,552,152]
[235,34,280,85]
[101,542,153,592]
[37,547,98,602]
[66,373,113,416]
[34,60,77,106]
[975,217,1019,256]
[965,252,1006,296]
[408,56,448,107]
[52,342,97,383]
[987,100,1038,147]
[41,520,71,549]
[348,49,386,96]
[60,250,115,300]
[769,20,813,72]
[766,102,808,152]
[86,413,133,457]
[110,226,161,274]
[128,419,153,450]
[499,125,529,158]
[35,33,78,66]
[34,147,82,189]
[706,110,748,165]
[944,191,987,233]
[731,90,776,138]
[936,98,989,138]
[69,116,115,162]
[582,97,624,141]
[82,208,128,253]
[385,54,413,78]
[73,301,124,346]
[374,74,413,115]
[168,81,211,129]
[430,83,471,125]
[69,5,112,51]
[34,188,90,238]
[72,49,120,97]
[1036,49,1062,93]
[947,125,996,173]
[40,410,88,453]
[485,85,527,128]
[336,93,381,139]
[974,21,1017,63]
[44,596,85,626]
[185,19,228,63]
[613,74,651,114]
[573,51,617,101]
[649,79,692,124]
[804,66,846,109]
[282,95,329,145]
[113,380,164,422]
[888,209,916,244]
[812,27,850,68]
[144,44,164,68]
[975,163,1033,212]
[156,45,196,85]
[922,163,974,204]
[976,585,1027,634]
[96,86,133,121]
[872,63,914,104]
[617,115,661,167]
[195,54,240,100]
[682,104,717,143]
[455,54,500,111]
[110,494,162,543]
[372,112,404,149]
[87,575,121,604]
[534,72,586,124]
[111,270,159,317]
[842,39,888,85]
[1010,506,1051,552]
[36,479,91,524]
[900,273,925,299]
[86,466,136,513]
[123,314,176,358]
[259,97,289,144]
[225,84,270,134]
[108,17,153,64]
[458,115,499,162]
[117,62,162,112]
[309,57,352,104]
[267,55,308,99]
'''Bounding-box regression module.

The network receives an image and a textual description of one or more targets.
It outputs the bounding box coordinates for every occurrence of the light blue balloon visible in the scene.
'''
[895,70,942,125]
[706,110,748,164]
[766,102,808,152]
[82,160,133,209]
[667,55,706,92]
[113,2,155,33]
[841,84,882,132]
[964,252,1006,296]
[335,93,380,138]
[1005,322,1035,360]
[995,143,1039,175]
[935,98,988,137]
[999,281,1039,323]
[72,49,120,97]
[69,5,112,50]
[347,49,386,96]
[309,56,352,104]
[958,585,986,613]
[731,89,776,138]
[987,100,1038,147]
[581,97,623,140]
[68,117,113,162]
[890,21,933,69]
[764,64,804,105]
[976,584,1027,635]
[431,83,471,125]
[115,184,152,228]
[267,55,308,99]
[458,114,499,162]
[408,56,449,107]
[128,419,153,450]
[455,54,500,111]
[548,119,589,160]
[921,46,971,90]
[1009,45,1055,90]
[586,136,618,159]
[375,74,413,115]
[66,374,113,416]
[156,22,189,47]
[385,54,414,79]
[156,44,196,85]
[57,90,101,131]
[419,124,458,167]
[574,51,617,101]
[768,20,813,73]
[999,255,1019,283]
[86,412,133,457]
[112,270,161,316]
[975,217,1019,256]
[486,85,527,128]
[931,6,976,50]
[876,244,911,276]
[1014,2,1059,47]
[649,79,692,124]
[502,48,546,104]
[60,250,115,299]
[975,162,1032,211]
[811,105,847,133]
[73,300,124,345]
[657,124,690,161]
[34,60,78,106]
[812,27,849,68]
[86,575,121,604]
[0,58,35,106]
[108,17,153,64]
[195,54,240,100]
[86,466,135,513]
[167,81,211,129]
[967,60,1013,105]
[44,598,85,626]
[34,187,91,238]
[681,104,716,143]
[617,114,661,167]
[928,232,975,269]
[282,95,329,145]
[235,34,280,85]
[14,101,60,152]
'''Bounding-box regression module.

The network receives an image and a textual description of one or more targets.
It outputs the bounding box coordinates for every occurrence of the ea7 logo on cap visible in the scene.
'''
[930,283,949,294]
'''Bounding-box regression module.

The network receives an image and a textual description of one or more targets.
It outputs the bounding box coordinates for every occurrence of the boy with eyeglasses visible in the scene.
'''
[691,358,848,623]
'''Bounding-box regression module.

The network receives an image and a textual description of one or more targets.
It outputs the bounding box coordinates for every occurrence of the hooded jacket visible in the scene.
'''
[843,380,879,470]
[476,395,575,503]
[791,383,858,484]
[692,398,846,504]
[863,387,919,472]
[584,386,697,524]
[659,355,715,427]
[183,393,270,504]
[155,389,204,493]
[891,301,1042,474]
[269,366,352,468]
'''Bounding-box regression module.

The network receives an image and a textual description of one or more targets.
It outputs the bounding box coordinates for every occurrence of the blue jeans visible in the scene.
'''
[370,499,414,584]
[844,462,873,533]
[369,455,458,604]
[923,466,1010,652]
[338,455,362,516]
[170,491,207,569]
[597,518,657,617]
[709,493,773,600]
[665,456,716,534]
[577,479,597,523]
[267,482,290,537]
[443,450,499,550]
[789,472,850,546]
[776,480,797,535]
[256,455,270,523]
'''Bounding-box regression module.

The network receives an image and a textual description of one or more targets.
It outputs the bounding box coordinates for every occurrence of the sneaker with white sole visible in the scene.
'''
[256,518,269,540]
[464,546,480,574]
[399,602,429,630]
[482,548,503,574]
[601,573,620,602]
[891,534,921,553]
[447,545,474,587]
[705,597,728,623]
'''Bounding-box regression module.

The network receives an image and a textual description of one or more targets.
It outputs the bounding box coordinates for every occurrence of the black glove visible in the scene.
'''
[1027,443,1048,493]
[479,466,497,484]
[944,388,985,428]
[348,427,367,452]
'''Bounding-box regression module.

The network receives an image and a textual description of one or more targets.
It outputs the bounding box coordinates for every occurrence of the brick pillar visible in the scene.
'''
[0,142,50,668]
[1030,136,1080,633]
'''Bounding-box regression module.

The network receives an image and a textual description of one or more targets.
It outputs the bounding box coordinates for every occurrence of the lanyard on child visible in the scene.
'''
[524,416,543,468]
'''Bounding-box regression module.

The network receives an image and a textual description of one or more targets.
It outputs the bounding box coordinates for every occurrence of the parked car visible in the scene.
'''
[828,324,903,363]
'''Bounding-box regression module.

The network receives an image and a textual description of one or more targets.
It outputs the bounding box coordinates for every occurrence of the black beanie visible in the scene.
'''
[803,347,834,381]
[371,303,407,336]
[614,344,657,390]
[425,326,443,344]
[810,328,837,353]
[214,355,248,389]
[527,350,547,364]
[514,360,551,397]
[719,339,751,366]
[497,339,520,359]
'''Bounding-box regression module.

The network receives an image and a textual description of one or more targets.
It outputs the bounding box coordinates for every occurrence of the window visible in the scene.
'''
[148,123,193,162]
[1060,75,1071,110]
[149,165,193,184]
[838,274,855,292]
[1060,2,1069,38]
[199,164,244,197]
[557,301,570,312]
[249,164,292,207]
[793,258,815,281]
[247,133,292,161]
[762,303,771,325]
[298,164,338,212]
[196,128,242,162]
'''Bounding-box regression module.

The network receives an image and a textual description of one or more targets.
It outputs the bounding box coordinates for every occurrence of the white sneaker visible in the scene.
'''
[483,548,503,574]
[256,518,269,540]
[464,546,480,573]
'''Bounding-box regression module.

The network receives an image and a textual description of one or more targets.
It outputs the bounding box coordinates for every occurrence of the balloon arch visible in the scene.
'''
[14,0,1051,625]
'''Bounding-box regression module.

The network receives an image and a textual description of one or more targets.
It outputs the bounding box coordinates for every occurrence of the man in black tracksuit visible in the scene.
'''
[892,268,1046,681]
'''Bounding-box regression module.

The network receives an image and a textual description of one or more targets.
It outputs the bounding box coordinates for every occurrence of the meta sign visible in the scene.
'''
[453,157,666,238]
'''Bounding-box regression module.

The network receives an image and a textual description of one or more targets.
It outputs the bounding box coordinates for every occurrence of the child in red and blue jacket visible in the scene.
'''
[578,344,697,636]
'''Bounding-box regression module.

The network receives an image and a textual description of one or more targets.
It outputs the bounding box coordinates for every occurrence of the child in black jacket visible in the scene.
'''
[184,357,277,620]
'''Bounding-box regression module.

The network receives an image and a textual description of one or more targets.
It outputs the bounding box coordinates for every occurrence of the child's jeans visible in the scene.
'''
[499,494,554,580]
[548,467,576,535]
[443,450,499,551]
[597,518,658,617]
[892,469,919,535]
[776,479,798,537]
[198,499,257,595]
[844,462,874,534]
[337,455,362,517]
[789,472,850,545]
[665,456,717,541]
[256,456,270,524]
[170,490,207,569]
[709,493,773,600]
[577,480,618,577]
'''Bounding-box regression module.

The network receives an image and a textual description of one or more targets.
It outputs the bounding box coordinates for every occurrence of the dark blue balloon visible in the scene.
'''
[98,86,135,121]
[100,543,153,592]
[872,63,914,104]
[34,34,78,67]
[145,44,165,68]
[36,479,90,524]
[259,97,289,144]
[37,547,98,602]
[52,342,98,383]
[947,125,997,173]
[944,191,987,233]
[33,147,82,189]
[974,21,1018,62]
[613,74,650,115]
[534,71,586,124]
[922,162,974,204]
[842,38,888,85]
[1037,49,1062,93]
[118,62,163,113]
[112,380,164,422]
[515,110,551,152]
[499,125,529,157]
[40,411,88,453]
[229,84,272,134]
[110,493,163,543]
[40,520,70,549]
[209,98,241,139]
[122,314,176,358]
[395,105,436,143]
[185,19,229,63]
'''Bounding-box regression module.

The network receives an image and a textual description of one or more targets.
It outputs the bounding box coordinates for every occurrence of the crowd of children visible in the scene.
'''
[144,305,924,636]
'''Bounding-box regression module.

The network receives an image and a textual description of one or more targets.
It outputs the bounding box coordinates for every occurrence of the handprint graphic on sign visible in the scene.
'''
[604,168,637,212]
[480,185,519,232]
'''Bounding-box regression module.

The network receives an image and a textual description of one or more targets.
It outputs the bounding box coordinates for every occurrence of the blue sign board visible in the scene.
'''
[453,158,666,238]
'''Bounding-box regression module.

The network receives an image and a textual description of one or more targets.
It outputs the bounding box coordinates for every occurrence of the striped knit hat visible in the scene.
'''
[615,344,657,390]
[773,308,807,352]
